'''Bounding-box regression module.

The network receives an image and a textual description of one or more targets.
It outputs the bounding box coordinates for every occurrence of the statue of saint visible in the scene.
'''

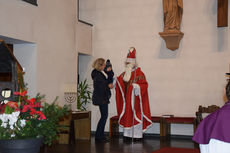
[163,0,183,32]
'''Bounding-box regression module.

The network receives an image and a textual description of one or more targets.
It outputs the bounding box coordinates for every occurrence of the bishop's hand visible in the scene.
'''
[132,83,140,96]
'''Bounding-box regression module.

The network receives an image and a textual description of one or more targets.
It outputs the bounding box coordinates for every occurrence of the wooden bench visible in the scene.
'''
[109,115,162,138]
[161,117,196,138]
[109,116,196,138]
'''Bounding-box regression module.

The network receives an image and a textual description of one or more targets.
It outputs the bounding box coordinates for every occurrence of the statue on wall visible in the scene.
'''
[159,0,184,51]
[163,0,183,32]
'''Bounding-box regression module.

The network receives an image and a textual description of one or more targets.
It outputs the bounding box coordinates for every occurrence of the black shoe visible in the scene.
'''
[123,136,132,142]
[95,137,110,143]
[123,136,142,142]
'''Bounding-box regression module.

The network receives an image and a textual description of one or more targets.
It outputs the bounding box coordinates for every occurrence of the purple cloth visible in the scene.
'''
[193,101,230,144]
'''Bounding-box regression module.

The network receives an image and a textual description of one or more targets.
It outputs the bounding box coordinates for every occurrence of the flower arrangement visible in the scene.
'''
[0,90,70,145]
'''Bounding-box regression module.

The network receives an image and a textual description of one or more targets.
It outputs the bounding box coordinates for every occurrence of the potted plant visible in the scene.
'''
[77,79,92,111]
[0,90,70,153]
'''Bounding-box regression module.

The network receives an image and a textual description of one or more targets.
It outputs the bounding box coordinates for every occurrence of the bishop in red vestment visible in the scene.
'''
[115,47,152,138]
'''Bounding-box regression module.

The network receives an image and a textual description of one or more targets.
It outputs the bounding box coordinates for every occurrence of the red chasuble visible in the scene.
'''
[115,67,152,137]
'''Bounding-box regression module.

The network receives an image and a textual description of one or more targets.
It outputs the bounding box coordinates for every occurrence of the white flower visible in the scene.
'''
[0,111,20,129]
[1,122,7,128]
[20,119,26,127]
[0,114,7,122]
[10,125,14,130]
[11,112,20,118]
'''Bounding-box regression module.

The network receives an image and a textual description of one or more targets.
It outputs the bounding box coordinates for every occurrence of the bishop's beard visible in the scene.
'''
[123,63,134,82]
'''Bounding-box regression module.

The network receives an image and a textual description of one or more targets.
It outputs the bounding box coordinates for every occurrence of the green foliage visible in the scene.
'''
[77,79,92,111]
[0,93,70,146]
[41,98,70,145]
[4,105,14,114]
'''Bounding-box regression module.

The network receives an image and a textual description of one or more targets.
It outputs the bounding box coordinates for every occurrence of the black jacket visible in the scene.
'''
[91,69,111,105]
[104,69,114,84]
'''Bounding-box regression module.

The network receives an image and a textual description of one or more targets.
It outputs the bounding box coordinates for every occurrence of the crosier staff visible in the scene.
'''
[131,47,136,142]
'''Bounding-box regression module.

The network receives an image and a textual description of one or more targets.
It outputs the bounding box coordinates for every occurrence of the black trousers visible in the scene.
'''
[95,104,108,139]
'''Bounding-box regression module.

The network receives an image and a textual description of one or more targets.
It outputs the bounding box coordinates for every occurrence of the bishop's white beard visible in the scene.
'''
[123,63,134,82]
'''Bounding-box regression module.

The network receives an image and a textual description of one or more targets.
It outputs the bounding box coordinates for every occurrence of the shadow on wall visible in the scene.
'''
[216,28,229,52]
[158,39,183,59]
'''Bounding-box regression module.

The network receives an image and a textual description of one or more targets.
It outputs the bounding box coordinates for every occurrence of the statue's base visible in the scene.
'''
[159,31,184,51]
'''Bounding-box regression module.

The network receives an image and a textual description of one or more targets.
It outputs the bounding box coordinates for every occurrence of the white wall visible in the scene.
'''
[0,0,78,107]
[76,22,93,55]
[80,0,230,135]
[14,44,37,97]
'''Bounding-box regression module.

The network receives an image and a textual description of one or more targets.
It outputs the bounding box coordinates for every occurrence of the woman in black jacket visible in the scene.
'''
[91,58,113,142]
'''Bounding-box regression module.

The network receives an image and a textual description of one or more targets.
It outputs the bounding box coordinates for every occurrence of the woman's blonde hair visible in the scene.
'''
[92,58,105,71]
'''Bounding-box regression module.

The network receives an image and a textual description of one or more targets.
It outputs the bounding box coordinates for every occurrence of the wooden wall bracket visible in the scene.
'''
[159,31,184,51]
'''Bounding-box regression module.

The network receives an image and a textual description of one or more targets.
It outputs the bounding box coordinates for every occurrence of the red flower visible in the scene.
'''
[22,105,31,113]
[21,101,46,120]
[36,111,46,120]
[4,89,47,121]
[34,102,42,108]
[6,101,18,110]
[29,108,36,116]
[28,98,35,104]
[14,91,27,96]
[0,105,6,113]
